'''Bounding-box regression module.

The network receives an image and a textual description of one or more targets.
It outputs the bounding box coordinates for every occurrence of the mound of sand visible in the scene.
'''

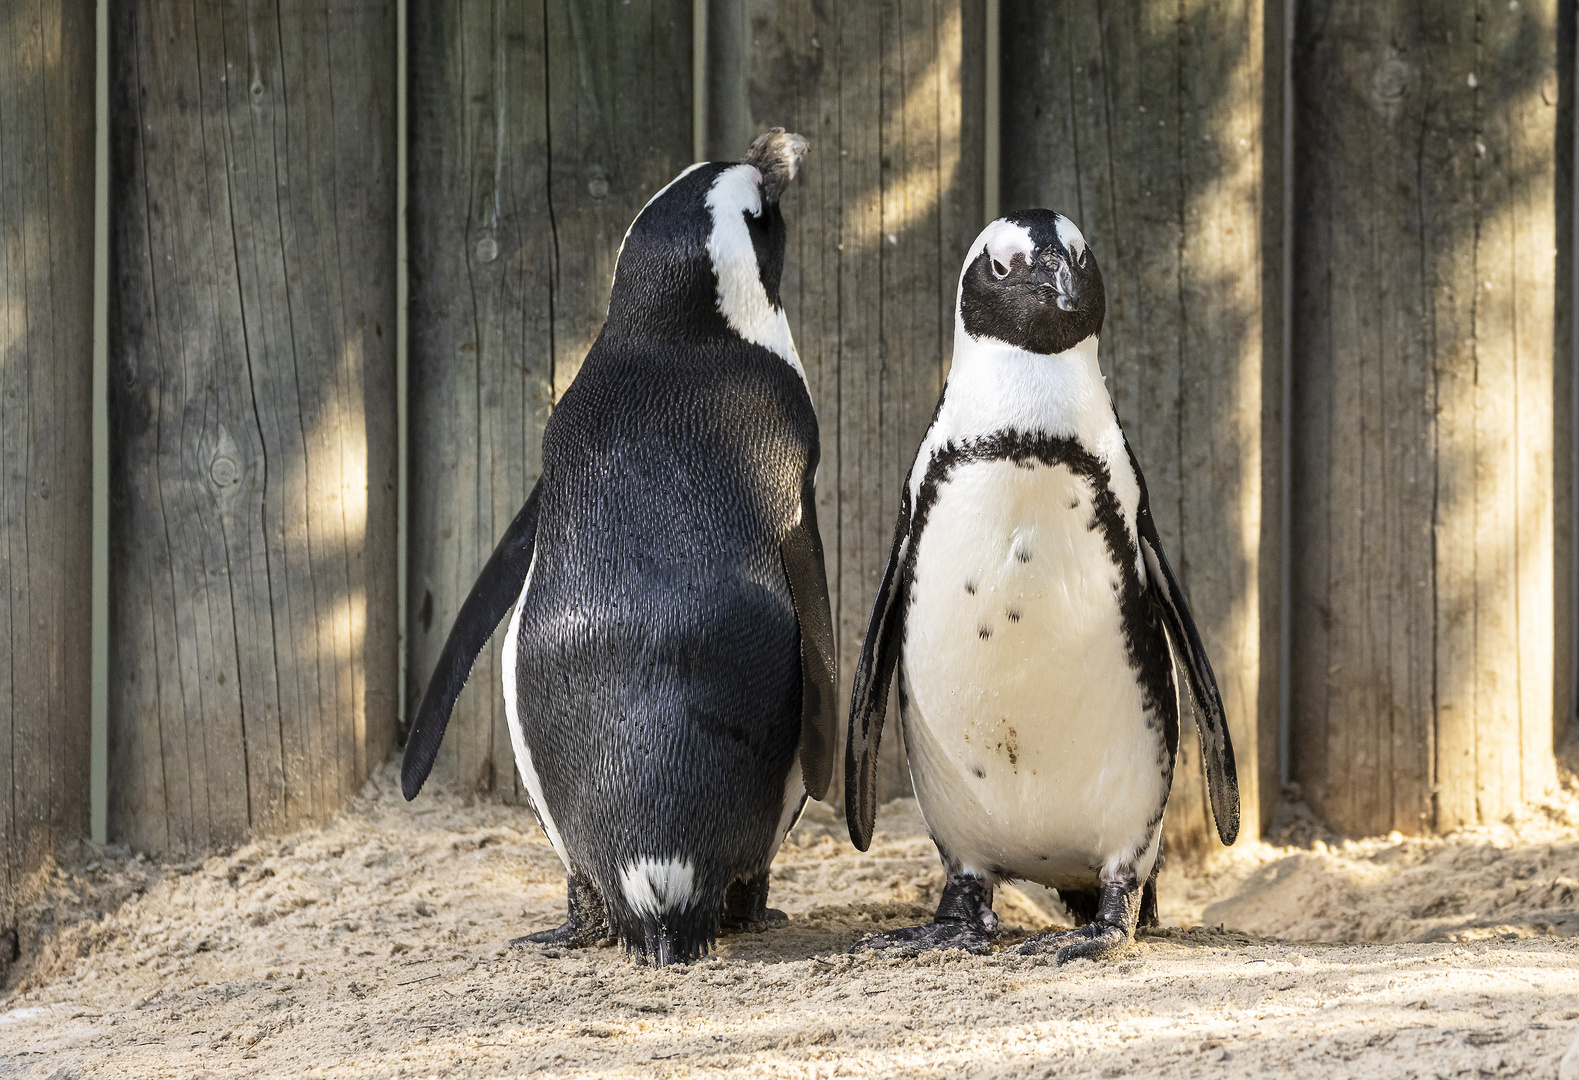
[3,761,1578,1078]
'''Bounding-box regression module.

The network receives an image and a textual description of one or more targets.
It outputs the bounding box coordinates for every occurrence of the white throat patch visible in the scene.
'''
[705,165,807,387]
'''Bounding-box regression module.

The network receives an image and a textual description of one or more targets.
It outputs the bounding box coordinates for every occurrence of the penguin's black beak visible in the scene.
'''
[1029,256,1079,312]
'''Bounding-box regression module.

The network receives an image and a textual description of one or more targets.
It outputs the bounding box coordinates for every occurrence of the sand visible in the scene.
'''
[3,761,1578,1079]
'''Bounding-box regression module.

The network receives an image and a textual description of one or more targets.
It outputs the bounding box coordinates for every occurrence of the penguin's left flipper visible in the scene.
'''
[1127,442,1240,846]
[513,870,610,950]
[402,482,543,801]
[781,465,837,801]
[1017,869,1142,964]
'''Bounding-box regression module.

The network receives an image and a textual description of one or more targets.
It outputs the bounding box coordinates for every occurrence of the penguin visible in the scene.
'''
[401,130,837,967]
[843,210,1238,963]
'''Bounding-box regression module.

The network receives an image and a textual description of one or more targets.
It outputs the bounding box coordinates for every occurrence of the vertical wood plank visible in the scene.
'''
[407,0,692,799]
[1483,0,1558,816]
[1002,0,1265,853]
[721,0,984,804]
[1293,0,1558,835]
[109,1,398,853]
[0,1,94,974]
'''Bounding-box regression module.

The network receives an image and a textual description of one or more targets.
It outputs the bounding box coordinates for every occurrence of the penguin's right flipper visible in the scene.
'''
[781,469,837,801]
[844,491,913,851]
[401,482,543,800]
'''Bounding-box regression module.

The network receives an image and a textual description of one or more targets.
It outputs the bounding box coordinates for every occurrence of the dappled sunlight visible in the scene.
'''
[1427,59,1560,829]
[5,783,1577,1076]
[856,5,962,256]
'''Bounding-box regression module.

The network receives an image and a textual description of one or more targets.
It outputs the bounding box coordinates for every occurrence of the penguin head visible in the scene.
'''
[602,129,808,358]
[957,211,1105,355]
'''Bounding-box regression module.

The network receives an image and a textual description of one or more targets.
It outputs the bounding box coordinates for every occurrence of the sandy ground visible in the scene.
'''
[4,761,1579,1079]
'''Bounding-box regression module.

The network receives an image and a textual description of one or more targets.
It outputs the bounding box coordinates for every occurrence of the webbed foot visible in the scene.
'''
[1018,868,1140,964]
[1015,921,1129,963]
[718,871,789,934]
[854,919,994,955]
[512,872,609,949]
[851,870,998,956]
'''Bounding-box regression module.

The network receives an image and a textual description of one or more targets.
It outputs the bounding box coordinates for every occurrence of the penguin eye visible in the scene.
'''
[990,258,1009,279]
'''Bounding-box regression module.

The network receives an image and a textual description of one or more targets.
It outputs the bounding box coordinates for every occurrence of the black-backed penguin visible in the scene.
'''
[402,130,837,967]
[844,211,1238,963]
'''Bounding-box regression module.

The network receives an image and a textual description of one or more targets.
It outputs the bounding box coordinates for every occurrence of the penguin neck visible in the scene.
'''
[938,331,1116,449]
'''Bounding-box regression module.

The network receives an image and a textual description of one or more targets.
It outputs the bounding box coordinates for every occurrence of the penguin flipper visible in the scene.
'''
[781,477,837,801]
[844,493,912,851]
[401,482,543,801]
[1132,487,1240,847]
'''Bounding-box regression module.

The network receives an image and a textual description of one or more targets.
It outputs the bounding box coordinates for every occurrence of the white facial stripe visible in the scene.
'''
[1054,214,1087,259]
[970,219,1035,280]
[705,165,808,388]
[619,857,697,918]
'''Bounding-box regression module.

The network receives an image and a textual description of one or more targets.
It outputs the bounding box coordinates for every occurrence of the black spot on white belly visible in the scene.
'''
[1006,608,1021,623]
[973,767,985,778]
[978,625,991,640]
[965,580,977,595]
[1015,547,1032,564]
[1067,497,1080,510]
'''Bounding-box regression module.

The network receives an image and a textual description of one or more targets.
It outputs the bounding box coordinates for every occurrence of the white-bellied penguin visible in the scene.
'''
[844,211,1238,963]
[402,130,836,967]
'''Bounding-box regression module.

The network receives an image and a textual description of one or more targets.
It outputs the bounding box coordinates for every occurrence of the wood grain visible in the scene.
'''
[710,0,985,806]
[0,1,94,973]
[406,0,692,800]
[1292,0,1559,834]
[108,1,398,853]
[1001,0,1267,854]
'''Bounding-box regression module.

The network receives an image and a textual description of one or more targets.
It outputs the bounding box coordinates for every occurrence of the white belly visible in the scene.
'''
[900,457,1169,888]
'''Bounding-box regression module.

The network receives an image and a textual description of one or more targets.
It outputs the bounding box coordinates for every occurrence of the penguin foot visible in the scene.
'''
[719,907,789,935]
[1014,922,1130,964]
[513,872,609,949]
[1020,868,1142,963]
[851,870,997,956]
[512,919,606,949]
[718,871,788,934]
[851,919,994,956]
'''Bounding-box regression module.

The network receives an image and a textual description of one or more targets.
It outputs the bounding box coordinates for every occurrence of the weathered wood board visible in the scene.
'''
[0,1,95,973]
[706,0,987,807]
[1001,0,1267,854]
[1291,0,1559,835]
[108,1,398,853]
[406,0,692,799]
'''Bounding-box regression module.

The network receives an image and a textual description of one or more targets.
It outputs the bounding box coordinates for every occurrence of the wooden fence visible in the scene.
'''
[1,0,1572,959]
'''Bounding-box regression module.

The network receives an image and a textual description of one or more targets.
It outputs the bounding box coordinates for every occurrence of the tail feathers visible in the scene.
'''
[605,858,724,967]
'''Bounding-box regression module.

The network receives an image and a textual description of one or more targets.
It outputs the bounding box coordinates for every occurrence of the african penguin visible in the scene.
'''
[844,211,1239,963]
[402,130,837,967]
